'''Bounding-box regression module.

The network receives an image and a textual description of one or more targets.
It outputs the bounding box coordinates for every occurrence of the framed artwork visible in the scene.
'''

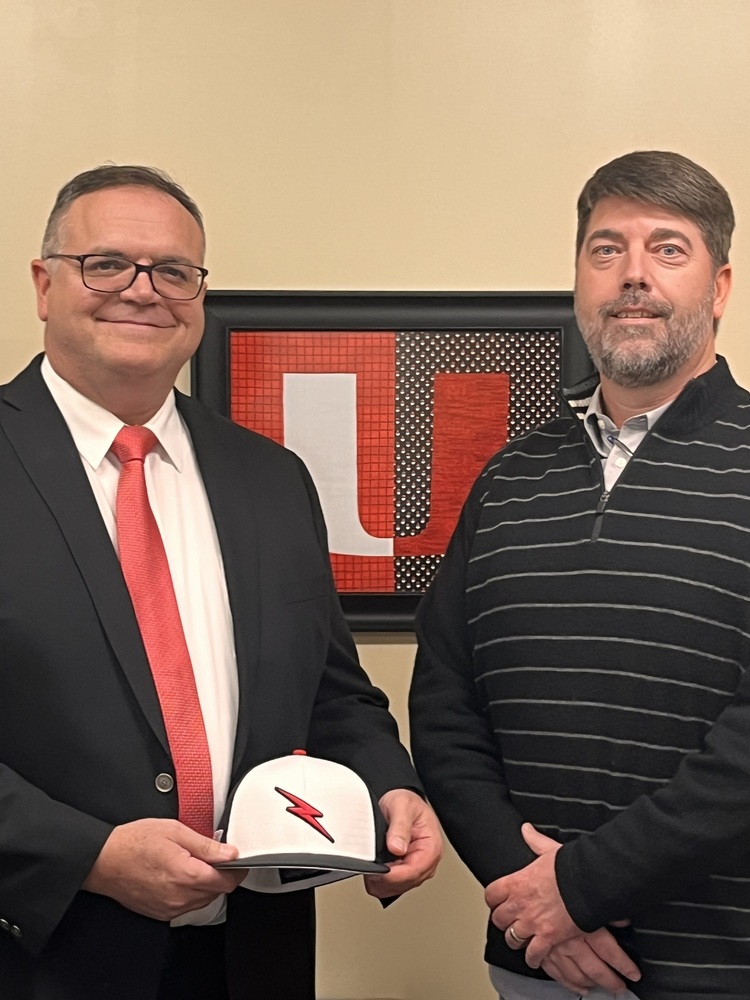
[192,291,591,631]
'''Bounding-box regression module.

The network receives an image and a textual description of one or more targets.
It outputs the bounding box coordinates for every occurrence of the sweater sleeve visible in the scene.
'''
[409,477,537,888]
[556,659,750,930]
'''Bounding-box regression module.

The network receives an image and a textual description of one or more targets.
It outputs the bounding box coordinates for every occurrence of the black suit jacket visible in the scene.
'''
[0,356,417,1000]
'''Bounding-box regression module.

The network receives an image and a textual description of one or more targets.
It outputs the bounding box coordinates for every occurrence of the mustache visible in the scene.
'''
[598,293,672,320]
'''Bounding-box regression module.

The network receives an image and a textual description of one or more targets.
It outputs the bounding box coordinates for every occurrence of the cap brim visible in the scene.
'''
[216,853,389,874]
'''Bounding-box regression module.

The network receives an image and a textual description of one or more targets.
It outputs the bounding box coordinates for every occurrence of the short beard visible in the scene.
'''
[576,287,715,388]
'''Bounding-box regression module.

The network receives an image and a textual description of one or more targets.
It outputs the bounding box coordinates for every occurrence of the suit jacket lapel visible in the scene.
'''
[177,394,261,777]
[0,358,169,752]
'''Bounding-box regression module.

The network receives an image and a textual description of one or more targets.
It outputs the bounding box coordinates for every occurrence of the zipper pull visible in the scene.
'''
[591,490,610,541]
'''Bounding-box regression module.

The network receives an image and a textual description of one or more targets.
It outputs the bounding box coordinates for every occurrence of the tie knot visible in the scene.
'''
[111,425,159,465]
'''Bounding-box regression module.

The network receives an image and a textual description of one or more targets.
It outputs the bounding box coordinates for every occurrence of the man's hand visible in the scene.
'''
[82,818,246,921]
[486,823,578,964]
[486,824,639,987]
[542,929,640,994]
[364,789,443,899]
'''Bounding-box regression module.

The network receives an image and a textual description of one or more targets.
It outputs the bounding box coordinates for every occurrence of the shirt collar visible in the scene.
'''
[583,384,672,456]
[41,355,188,472]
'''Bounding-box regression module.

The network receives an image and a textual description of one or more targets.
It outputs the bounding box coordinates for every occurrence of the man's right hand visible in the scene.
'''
[82,818,245,920]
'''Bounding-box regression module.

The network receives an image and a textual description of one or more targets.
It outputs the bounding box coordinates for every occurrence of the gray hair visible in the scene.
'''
[41,164,205,257]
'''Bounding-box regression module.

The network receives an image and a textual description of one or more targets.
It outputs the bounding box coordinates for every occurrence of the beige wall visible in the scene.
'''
[2,1,749,997]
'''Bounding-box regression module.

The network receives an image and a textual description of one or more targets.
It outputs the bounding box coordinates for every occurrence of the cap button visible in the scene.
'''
[292,749,307,756]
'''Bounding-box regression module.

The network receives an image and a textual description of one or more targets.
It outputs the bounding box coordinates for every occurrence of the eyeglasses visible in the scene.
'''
[43,253,208,301]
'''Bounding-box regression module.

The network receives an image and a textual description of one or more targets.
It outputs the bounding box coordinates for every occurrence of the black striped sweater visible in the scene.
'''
[410,356,750,999]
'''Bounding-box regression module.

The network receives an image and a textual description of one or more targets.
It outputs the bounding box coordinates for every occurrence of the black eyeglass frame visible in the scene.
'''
[43,253,209,301]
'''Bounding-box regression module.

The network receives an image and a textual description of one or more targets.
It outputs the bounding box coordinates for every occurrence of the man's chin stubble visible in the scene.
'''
[600,353,675,387]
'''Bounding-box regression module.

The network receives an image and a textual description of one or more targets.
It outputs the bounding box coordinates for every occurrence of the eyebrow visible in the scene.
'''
[86,247,199,265]
[650,227,694,250]
[586,228,624,247]
[585,227,694,250]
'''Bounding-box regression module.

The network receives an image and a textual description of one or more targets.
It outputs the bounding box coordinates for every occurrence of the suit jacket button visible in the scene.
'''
[0,919,9,932]
[10,925,21,938]
[155,773,174,793]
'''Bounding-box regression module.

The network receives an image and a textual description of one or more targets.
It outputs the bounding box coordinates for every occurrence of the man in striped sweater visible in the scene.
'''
[409,151,750,1000]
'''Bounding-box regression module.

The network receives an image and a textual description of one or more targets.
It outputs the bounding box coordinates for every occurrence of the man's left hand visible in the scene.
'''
[364,789,443,899]
[485,823,581,967]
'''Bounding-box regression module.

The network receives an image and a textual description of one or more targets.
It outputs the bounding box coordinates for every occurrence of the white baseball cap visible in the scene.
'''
[216,750,390,893]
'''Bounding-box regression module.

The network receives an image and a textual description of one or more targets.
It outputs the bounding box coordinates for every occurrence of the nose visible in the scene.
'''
[620,248,651,293]
[118,269,160,304]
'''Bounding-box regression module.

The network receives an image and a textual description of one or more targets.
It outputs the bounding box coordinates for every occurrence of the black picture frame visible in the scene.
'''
[192,291,591,632]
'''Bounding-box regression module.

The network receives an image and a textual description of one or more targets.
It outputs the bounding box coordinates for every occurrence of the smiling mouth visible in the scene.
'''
[100,317,171,329]
[612,310,663,319]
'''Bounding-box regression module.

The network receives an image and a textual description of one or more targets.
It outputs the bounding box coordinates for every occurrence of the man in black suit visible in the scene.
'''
[0,165,441,1000]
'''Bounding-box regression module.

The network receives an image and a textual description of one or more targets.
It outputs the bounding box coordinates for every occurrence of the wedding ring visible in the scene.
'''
[508,924,528,946]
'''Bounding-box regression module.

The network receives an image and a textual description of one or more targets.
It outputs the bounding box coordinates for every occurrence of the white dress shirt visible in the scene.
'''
[42,356,239,925]
[584,384,672,491]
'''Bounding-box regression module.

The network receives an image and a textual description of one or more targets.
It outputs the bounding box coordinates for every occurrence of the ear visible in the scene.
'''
[712,263,732,322]
[31,259,52,322]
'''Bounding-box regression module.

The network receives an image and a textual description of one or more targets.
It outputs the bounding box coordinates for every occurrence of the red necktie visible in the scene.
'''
[111,425,214,838]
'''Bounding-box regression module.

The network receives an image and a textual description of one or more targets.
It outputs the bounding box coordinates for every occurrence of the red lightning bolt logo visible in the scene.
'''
[275,787,335,843]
